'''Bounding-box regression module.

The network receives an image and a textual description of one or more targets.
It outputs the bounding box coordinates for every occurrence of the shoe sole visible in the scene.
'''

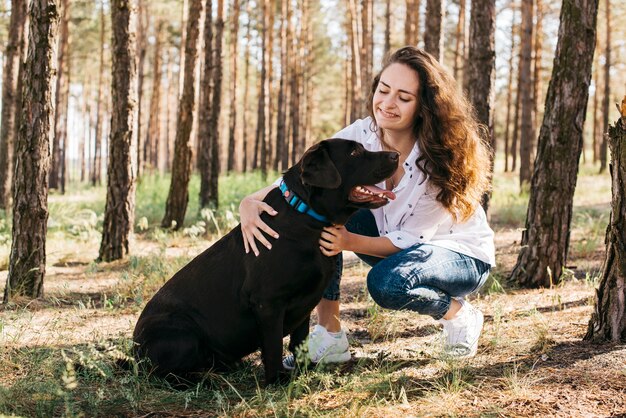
[283,351,351,370]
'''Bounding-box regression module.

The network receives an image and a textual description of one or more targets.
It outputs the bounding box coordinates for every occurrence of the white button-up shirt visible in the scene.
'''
[334,117,496,266]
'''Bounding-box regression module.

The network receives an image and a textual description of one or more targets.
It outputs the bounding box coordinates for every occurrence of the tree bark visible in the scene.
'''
[136,0,148,177]
[585,101,626,342]
[0,0,27,210]
[598,0,610,173]
[161,0,202,229]
[453,0,466,83]
[241,0,252,173]
[204,0,224,208]
[49,0,70,191]
[465,0,495,213]
[254,0,268,172]
[97,0,138,262]
[92,0,105,186]
[518,0,534,188]
[4,0,59,302]
[275,0,289,171]
[347,0,362,121]
[424,0,444,62]
[503,3,517,173]
[146,20,164,170]
[384,0,391,55]
[198,0,213,206]
[509,0,599,288]
[532,0,543,137]
[226,0,239,172]
[404,0,420,46]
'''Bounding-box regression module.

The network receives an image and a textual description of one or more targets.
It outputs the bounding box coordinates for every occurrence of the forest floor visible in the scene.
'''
[1,169,625,417]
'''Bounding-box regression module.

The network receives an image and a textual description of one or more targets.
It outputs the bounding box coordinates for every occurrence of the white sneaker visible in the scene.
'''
[283,324,351,370]
[438,299,484,359]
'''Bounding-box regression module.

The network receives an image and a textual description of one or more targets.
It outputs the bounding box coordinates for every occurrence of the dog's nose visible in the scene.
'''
[390,152,400,162]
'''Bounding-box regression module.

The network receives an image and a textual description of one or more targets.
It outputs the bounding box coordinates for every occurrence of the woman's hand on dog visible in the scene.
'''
[240,186,280,256]
[319,225,352,256]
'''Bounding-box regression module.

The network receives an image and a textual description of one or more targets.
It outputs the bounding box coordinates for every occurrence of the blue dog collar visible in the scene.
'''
[279,181,328,223]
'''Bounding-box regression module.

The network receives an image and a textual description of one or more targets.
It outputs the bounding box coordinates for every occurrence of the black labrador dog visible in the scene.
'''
[133,138,398,385]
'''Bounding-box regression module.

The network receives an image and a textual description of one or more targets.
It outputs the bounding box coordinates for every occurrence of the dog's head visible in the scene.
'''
[286,138,399,225]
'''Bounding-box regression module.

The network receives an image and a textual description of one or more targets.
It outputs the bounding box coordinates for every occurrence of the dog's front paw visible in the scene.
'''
[264,368,292,387]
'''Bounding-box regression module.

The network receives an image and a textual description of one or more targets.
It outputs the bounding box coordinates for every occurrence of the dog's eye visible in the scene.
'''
[350,149,361,157]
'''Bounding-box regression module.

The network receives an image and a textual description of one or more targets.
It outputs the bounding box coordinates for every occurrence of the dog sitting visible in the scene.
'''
[133,138,399,385]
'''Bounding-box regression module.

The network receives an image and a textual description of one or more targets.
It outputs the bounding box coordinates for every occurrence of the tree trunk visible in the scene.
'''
[50,0,70,191]
[509,0,599,288]
[97,0,138,262]
[404,0,420,46]
[289,0,302,165]
[254,0,268,172]
[592,55,599,163]
[360,0,372,116]
[241,0,252,173]
[59,47,70,193]
[347,0,362,121]
[198,0,214,206]
[518,0,534,188]
[585,102,626,342]
[503,3,517,173]
[532,0,543,137]
[162,0,202,229]
[4,0,59,302]
[598,0,610,173]
[453,0,466,83]
[275,0,289,171]
[136,0,147,178]
[92,0,105,186]
[465,0,495,213]
[384,0,391,55]
[424,0,444,62]
[146,20,164,171]
[0,0,27,210]
[205,0,224,208]
[226,0,239,172]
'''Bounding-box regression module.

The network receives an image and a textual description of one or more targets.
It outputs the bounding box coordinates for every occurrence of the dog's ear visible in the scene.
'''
[300,141,342,188]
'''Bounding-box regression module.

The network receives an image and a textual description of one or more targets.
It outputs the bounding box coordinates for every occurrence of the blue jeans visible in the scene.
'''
[323,209,491,319]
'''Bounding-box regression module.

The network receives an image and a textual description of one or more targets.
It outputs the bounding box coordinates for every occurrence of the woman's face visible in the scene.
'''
[372,63,420,135]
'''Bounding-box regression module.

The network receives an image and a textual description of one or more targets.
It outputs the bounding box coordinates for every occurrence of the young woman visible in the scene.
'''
[239,46,495,367]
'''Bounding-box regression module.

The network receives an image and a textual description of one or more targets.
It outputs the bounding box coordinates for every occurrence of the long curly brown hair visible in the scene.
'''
[367,46,492,222]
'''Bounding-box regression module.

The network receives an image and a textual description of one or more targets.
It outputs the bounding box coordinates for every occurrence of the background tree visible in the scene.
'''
[585,99,626,342]
[91,0,106,186]
[423,0,444,62]
[208,0,224,207]
[518,0,534,188]
[503,2,518,173]
[198,0,214,207]
[4,0,59,301]
[509,0,600,288]
[465,0,495,212]
[0,0,27,210]
[49,0,70,192]
[161,0,202,229]
[146,20,164,171]
[598,0,611,173]
[226,0,239,172]
[98,0,138,262]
